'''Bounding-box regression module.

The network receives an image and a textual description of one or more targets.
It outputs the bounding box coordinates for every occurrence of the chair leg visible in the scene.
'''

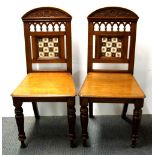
[13,98,27,148]
[67,97,76,148]
[80,97,89,147]
[121,104,128,119]
[89,102,94,118]
[32,102,40,120]
[131,100,143,148]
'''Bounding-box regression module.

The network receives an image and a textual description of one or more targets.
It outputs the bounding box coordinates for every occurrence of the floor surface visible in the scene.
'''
[2,115,152,155]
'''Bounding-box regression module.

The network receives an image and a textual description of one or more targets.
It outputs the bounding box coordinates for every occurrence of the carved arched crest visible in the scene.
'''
[88,7,139,21]
[22,7,72,21]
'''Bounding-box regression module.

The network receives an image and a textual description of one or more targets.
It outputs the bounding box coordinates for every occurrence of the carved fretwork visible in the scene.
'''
[93,21,131,32]
[29,21,66,32]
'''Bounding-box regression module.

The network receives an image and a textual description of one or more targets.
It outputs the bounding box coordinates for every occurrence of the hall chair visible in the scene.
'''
[79,7,145,147]
[11,7,76,148]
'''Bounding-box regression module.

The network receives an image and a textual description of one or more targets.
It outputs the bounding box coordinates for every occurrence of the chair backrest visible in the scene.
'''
[22,7,72,73]
[87,7,139,74]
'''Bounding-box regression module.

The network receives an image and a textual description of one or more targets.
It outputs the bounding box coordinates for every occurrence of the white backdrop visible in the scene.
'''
[0,0,153,117]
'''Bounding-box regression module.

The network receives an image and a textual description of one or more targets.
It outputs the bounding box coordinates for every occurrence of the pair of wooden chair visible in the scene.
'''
[11,7,145,148]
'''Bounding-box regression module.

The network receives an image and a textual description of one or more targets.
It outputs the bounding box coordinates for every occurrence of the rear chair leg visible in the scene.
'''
[89,102,94,118]
[121,104,128,119]
[32,102,40,120]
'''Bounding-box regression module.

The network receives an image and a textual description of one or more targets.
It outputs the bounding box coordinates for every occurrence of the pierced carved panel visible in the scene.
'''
[38,37,59,58]
[29,22,66,32]
[93,22,131,32]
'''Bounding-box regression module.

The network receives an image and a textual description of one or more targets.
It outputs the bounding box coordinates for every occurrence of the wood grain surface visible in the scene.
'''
[79,72,145,98]
[12,72,76,97]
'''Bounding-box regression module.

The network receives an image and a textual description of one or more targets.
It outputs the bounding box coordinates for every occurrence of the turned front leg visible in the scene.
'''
[131,100,143,148]
[80,98,88,146]
[67,97,76,147]
[13,98,27,148]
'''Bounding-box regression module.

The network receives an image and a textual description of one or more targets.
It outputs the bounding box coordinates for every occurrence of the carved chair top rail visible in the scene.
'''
[22,7,72,22]
[88,7,139,22]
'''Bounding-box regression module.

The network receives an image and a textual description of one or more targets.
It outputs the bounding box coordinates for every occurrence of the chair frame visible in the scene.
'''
[80,7,144,147]
[12,7,76,148]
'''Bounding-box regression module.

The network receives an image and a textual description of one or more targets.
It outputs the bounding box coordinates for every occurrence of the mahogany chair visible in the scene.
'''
[79,7,145,147]
[11,7,76,148]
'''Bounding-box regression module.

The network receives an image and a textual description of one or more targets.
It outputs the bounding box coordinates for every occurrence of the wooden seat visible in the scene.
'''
[11,7,76,148]
[79,7,145,148]
[12,73,76,97]
[79,73,144,98]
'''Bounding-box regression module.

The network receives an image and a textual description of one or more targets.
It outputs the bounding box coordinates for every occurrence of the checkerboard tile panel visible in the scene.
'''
[101,37,122,58]
[38,37,59,58]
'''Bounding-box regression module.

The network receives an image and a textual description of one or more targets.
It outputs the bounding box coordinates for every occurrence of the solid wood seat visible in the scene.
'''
[79,73,144,98]
[12,73,76,97]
